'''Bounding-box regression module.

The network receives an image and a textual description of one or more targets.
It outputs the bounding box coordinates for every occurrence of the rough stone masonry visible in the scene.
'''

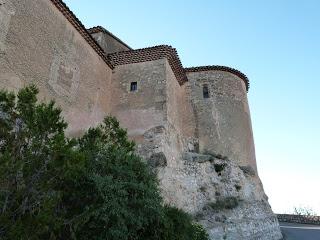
[0,0,282,239]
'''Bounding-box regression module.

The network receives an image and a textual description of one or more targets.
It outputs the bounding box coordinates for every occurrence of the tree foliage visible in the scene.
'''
[0,86,209,240]
[293,206,317,216]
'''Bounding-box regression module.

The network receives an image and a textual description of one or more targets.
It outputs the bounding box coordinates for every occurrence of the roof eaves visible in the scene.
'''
[49,0,114,69]
[185,65,250,91]
[87,26,133,50]
[108,45,188,85]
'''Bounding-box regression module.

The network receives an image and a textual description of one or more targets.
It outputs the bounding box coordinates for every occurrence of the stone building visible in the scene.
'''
[0,0,282,239]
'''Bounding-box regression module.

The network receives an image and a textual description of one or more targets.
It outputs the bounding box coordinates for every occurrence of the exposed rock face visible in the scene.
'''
[162,154,281,239]
[137,126,282,240]
[182,154,281,240]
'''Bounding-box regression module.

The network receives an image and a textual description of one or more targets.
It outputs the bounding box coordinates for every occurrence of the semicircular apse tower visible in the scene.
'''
[185,66,256,171]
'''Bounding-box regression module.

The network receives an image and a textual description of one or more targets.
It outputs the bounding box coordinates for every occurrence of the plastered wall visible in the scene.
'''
[0,0,113,136]
[110,59,196,147]
[110,59,168,139]
[186,70,257,169]
[91,31,130,54]
[0,0,257,171]
[165,60,196,140]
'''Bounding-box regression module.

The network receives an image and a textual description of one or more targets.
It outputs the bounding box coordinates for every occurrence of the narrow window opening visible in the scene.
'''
[130,82,137,91]
[203,84,209,98]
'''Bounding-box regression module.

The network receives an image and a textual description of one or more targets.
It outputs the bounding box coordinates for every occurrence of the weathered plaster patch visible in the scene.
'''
[48,30,80,101]
[49,54,80,101]
[88,90,105,122]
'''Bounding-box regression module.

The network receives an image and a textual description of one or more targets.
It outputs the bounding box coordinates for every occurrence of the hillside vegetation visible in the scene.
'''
[0,86,208,240]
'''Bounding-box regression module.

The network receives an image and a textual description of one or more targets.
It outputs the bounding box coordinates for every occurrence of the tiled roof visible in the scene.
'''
[49,0,113,69]
[185,66,249,91]
[107,45,188,85]
[87,26,132,50]
[48,0,250,90]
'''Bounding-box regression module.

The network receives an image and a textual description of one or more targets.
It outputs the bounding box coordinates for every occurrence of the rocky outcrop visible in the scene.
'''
[137,125,282,240]
[157,152,282,239]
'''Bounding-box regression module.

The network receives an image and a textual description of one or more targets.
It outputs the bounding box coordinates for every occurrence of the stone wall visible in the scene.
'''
[109,58,196,156]
[89,27,131,54]
[277,214,320,225]
[107,45,187,85]
[165,60,196,145]
[111,59,283,239]
[110,59,168,139]
[186,70,257,170]
[0,0,113,136]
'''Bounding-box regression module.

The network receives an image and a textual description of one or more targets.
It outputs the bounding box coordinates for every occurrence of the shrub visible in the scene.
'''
[192,223,210,240]
[71,117,164,240]
[161,206,209,240]
[293,206,317,216]
[0,85,71,239]
[0,86,209,240]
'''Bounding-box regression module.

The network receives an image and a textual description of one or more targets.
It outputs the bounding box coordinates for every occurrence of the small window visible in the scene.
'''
[203,84,209,98]
[130,82,137,91]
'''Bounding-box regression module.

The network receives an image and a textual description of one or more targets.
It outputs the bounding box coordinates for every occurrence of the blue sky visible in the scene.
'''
[64,0,320,214]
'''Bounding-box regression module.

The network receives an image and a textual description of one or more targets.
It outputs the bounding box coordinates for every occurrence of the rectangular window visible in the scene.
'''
[130,82,137,91]
[203,84,209,98]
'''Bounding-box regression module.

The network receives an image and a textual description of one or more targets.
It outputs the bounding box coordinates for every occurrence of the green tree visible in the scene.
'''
[160,206,209,240]
[0,86,209,240]
[63,117,165,240]
[0,85,76,238]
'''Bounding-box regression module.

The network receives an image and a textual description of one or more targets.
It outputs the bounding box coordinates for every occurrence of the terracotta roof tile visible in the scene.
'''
[49,0,113,69]
[108,45,188,85]
[185,66,249,91]
[48,1,250,91]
